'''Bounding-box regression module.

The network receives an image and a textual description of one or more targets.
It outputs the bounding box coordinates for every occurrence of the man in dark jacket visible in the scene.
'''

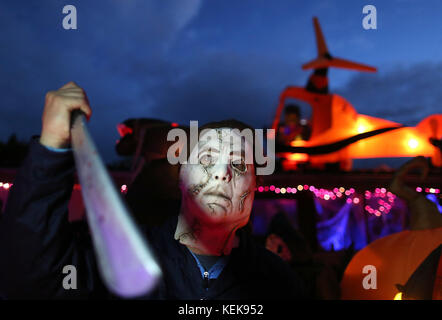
[0,82,307,299]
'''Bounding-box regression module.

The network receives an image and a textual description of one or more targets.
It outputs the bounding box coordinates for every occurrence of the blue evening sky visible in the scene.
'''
[0,0,441,162]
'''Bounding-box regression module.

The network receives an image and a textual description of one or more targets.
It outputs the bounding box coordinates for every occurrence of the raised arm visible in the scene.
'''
[0,82,102,299]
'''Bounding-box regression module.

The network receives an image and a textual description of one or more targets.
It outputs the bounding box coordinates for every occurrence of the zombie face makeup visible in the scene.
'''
[179,128,256,227]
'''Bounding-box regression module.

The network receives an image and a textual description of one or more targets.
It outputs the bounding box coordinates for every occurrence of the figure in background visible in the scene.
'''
[389,156,442,230]
[340,156,442,300]
[276,104,310,146]
[265,212,341,299]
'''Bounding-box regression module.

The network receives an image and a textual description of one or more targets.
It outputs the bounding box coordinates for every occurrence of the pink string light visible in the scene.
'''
[0,180,439,216]
[251,183,440,216]
[0,182,13,190]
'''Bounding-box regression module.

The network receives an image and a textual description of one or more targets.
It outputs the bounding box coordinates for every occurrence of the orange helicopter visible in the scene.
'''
[271,17,442,171]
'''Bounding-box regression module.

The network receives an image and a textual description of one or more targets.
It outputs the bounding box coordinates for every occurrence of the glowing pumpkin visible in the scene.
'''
[396,244,442,300]
[341,157,442,300]
[340,228,442,299]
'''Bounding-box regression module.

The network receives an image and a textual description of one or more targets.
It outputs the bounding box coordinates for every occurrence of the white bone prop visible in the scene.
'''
[70,110,162,298]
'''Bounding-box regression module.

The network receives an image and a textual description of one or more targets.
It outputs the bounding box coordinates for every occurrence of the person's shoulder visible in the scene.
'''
[254,242,290,271]
[252,241,309,298]
[237,230,286,269]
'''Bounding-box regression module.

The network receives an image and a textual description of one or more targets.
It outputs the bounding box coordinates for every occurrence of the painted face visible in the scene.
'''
[179,128,256,227]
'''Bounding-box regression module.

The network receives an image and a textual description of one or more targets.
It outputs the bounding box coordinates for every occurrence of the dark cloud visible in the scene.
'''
[149,52,302,128]
[336,63,442,126]
[0,0,202,162]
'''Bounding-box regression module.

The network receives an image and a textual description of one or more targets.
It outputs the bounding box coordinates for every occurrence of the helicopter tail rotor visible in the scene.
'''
[302,17,377,73]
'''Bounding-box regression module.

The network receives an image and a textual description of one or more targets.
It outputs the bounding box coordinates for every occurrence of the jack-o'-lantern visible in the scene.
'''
[340,228,442,299]
[341,157,442,300]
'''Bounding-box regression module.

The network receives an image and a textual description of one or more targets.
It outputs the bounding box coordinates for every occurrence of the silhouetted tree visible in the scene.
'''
[0,134,29,167]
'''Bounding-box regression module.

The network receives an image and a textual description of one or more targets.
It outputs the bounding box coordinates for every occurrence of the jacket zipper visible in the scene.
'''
[203,271,210,289]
